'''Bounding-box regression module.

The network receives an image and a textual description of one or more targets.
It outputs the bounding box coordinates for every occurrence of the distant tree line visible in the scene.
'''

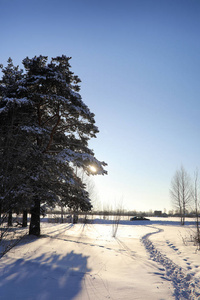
[0,55,107,236]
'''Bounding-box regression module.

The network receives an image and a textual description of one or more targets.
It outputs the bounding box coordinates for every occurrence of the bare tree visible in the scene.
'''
[76,167,98,209]
[170,166,192,225]
[193,171,200,248]
[112,199,124,237]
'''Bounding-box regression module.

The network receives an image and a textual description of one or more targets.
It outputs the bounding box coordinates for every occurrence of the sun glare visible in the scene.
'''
[89,165,97,173]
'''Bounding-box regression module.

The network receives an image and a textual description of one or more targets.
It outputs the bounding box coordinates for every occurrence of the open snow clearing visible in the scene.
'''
[0,220,199,299]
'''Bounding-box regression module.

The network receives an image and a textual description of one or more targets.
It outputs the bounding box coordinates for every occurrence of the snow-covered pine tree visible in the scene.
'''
[21,55,107,235]
[0,58,34,223]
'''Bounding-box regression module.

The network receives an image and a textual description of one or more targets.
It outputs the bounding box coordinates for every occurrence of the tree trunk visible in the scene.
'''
[8,209,12,226]
[29,199,40,236]
[22,210,28,227]
[182,205,185,225]
[0,203,2,225]
[195,199,200,245]
[196,214,200,244]
[61,205,64,223]
[73,214,78,224]
[180,207,183,225]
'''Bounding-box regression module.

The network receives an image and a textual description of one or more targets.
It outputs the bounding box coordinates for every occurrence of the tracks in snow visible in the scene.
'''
[141,226,200,300]
[35,223,200,299]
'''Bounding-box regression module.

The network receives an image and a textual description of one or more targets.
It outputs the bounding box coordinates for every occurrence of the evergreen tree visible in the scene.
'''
[0,59,34,220]
[0,55,107,234]
[20,55,107,235]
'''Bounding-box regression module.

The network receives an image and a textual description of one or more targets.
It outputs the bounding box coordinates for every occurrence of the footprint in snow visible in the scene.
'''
[158,267,165,272]
[154,272,165,276]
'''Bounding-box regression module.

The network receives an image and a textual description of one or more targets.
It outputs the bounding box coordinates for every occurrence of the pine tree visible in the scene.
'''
[0,55,107,235]
[0,58,33,220]
[22,55,107,235]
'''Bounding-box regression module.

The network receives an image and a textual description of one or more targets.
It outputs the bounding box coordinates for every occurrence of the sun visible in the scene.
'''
[89,165,97,173]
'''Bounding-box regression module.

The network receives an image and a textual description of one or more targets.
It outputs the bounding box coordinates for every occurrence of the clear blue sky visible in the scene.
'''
[1,0,200,212]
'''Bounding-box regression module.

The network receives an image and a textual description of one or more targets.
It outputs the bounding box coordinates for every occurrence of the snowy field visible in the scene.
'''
[0,218,200,300]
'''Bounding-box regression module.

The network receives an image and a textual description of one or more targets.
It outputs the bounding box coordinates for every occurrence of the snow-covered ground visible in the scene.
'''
[0,218,200,299]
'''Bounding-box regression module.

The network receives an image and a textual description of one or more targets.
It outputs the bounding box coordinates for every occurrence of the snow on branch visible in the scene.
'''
[21,125,48,135]
[0,97,33,114]
[56,149,107,175]
[69,90,93,117]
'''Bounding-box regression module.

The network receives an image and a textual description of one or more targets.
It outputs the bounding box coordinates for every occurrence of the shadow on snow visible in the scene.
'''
[0,249,91,300]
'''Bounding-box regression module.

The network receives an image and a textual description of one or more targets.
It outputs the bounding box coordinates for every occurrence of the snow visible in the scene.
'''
[21,125,47,135]
[32,75,47,80]
[0,97,32,114]
[0,219,200,299]
[56,150,107,175]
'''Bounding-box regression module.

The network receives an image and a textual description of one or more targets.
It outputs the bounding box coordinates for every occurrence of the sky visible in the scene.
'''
[1,0,200,212]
